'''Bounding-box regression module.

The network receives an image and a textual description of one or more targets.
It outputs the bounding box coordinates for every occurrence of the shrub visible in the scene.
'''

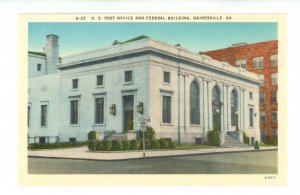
[138,138,151,150]
[111,140,123,151]
[88,131,97,141]
[96,141,103,151]
[150,139,160,149]
[138,126,156,140]
[102,140,112,151]
[158,138,169,149]
[122,140,130,150]
[168,141,177,149]
[243,132,250,145]
[28,141,88,150]
[145,126,156,140]
[254,141,260,149]
[144,139,151,149]
[264,136,278,146]
[88,140,97,151]
[207,130,220,146]
[130,139,140,150]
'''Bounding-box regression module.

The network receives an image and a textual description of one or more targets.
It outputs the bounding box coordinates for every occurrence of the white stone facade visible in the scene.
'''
[28,35,261,145]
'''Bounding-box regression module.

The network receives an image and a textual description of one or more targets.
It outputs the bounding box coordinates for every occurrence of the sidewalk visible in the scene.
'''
[28,146,277,161]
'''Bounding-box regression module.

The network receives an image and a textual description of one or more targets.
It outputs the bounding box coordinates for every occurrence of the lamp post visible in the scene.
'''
[138,117,150,158]
[141,127,146,157]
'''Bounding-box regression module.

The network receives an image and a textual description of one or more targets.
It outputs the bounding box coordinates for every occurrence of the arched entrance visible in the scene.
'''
[212,85,223,131]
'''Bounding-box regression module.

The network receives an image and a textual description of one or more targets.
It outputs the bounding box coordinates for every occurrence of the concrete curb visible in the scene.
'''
[28,146,278,161]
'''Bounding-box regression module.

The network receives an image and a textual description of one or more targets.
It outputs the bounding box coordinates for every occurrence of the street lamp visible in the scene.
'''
[137,102,144,114]
[109,104,116,116]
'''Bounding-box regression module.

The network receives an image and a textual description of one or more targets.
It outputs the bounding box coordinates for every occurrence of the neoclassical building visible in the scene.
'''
[28,34,261,145]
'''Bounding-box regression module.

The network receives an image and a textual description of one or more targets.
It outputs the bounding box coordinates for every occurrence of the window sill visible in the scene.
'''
[71,89,79,92]
[190,124,201,127]
[252,67,264,69]
[40,126,48,128]
[160,123,173,126]
[69,124,80,127]
[95,85,104,89]
[123,82,134,85]
[163,82,171,86]
[92,124,106,126]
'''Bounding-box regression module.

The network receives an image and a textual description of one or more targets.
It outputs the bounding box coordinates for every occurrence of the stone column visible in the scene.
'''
[227,84,232,131]
[239,87,242,130]
[224,83,230,132]
[222,82,226,133]
[183,74,187,135]
[243,88,246,129]
[202,77,208,132]
[198,77,204,132]
[207,79,213,131]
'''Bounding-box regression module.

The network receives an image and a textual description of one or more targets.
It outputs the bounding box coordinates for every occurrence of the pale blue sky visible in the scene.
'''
[28,22,277,57]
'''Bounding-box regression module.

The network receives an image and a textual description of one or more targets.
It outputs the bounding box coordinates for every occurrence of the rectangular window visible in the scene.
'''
[259,92,265,104]
[72,79,78,89]
[249,92,253,100]
[70,100,79,125]
[40,105,47,127]
[249,108,254,128]
[96,75,104,86]
[236,59,247,69]
[27,106,31,127]
[95,97,104,124]
[163,71,170,83]
[271,91,277,103]
[271,73,278,85]
[270,54,278,67]
[258,74,264,86]
[272,128,278,141]
[37,64,41,71]
[124,70,133,83]
[272,111,278,122]
[260,128,266,141]
[273,128,278,135]
[252,56,264,68]
[260,111,266,123]
[162,96,171,123]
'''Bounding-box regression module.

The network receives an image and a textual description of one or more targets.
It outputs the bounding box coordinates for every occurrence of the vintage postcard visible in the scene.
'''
[18,13,287,185]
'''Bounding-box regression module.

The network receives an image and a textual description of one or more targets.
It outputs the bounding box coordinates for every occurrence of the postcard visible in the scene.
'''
[19,13,287,185]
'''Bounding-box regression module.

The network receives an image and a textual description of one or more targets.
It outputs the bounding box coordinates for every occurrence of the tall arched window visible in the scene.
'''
[190,80,200,125]
[212,85,221,131]
[212,86,220,102]
[231,89,238,127]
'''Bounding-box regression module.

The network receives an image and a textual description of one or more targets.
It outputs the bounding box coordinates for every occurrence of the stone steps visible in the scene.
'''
[223,135,249,148]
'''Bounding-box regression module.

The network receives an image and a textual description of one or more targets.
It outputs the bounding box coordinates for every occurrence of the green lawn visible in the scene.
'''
[176,145,217,150]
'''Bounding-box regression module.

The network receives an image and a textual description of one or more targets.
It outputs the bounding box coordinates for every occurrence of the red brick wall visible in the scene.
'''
[204,40,278,142]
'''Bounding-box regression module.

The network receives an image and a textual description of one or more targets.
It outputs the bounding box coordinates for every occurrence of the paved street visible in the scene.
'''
[28,150,277,174]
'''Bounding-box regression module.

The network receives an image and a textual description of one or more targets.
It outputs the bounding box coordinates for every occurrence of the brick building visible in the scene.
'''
[203,40,278,143]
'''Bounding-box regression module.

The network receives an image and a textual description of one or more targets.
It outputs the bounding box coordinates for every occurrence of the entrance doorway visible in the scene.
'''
[123,95,134,132]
